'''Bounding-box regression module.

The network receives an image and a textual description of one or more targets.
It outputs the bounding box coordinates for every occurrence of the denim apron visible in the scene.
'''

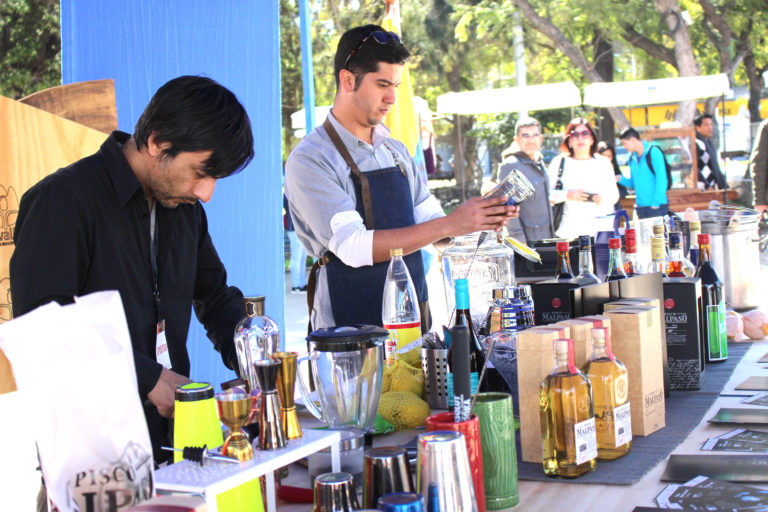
[318,118,428,328]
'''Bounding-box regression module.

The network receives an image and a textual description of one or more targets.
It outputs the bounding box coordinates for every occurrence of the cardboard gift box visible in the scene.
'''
[613,273,670,397]
[605,306,666,436]
[662,277,704,389]
[516,325,570,463]
[531,280,612,326]
[555,316,610,369]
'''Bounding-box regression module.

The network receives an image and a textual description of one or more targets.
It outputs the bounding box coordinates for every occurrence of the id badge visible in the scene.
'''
[155,319,172,369]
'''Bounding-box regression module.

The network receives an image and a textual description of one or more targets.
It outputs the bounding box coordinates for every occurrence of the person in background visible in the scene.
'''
[618,127,669,219]
[749,117,768,213]
[548,117,619,240]
[10,76,254,463]
[596,140,628,210]
[694,113,728,190]
[284,194,307,292]
[498,116,554,243]
[284,25,517,331]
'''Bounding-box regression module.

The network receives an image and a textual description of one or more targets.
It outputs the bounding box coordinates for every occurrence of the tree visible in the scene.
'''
[0,0,60,99]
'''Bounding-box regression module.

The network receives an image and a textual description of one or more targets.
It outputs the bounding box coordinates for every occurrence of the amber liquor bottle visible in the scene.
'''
[581,327,632,460]
[540,338,597,478]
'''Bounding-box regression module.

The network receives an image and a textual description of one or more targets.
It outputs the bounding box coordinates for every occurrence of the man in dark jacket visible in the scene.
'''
[498,117,555,243]
[694,113,728,190]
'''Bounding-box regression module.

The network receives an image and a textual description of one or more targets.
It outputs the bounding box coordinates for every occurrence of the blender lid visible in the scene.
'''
[307,324,388,351]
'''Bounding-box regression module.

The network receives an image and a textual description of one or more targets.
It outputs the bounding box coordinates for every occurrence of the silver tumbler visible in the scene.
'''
[313,472,360,512]
[417,431,477,512]
[363,446,414,508]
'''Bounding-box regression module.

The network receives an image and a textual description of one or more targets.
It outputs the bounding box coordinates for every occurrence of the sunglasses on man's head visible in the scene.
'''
[344,30,402,70]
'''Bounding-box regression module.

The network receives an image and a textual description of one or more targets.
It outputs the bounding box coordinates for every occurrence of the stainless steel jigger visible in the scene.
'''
[253,359,286,450]
[314,472,360,512]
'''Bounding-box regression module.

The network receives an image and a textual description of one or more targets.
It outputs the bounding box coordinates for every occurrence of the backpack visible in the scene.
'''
[644,144,673,190]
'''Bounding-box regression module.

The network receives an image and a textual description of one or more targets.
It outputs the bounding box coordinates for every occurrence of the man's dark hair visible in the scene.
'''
[333,24,410,91]
[134,75,254,178]
[619,127,640,140]
[694,113,714,127]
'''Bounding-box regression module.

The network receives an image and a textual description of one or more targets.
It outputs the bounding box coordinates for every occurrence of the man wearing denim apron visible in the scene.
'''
[285,25,517,331]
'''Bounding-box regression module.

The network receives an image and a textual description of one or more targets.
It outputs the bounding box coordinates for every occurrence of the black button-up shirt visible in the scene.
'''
[10,131,244,397]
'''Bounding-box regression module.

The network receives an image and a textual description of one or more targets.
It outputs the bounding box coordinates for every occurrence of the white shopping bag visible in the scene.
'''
[0,291,154,512]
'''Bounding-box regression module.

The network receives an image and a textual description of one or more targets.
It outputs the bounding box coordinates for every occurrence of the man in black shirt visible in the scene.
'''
[694,113,728,190]
[10,75,254,462]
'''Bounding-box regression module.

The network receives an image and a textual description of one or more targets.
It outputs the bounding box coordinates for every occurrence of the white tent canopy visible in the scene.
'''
[435,81,581,115]
[583,73,730,108]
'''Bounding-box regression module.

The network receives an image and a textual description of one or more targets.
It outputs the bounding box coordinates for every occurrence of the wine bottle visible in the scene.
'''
[453,278,486,375]
[582,328,632,460]
[540,338,597,478]
[382,248,422,366]
[606,238,627,281]
[695,234,727,363]
[574,235,600,285]
[555,241,575,280]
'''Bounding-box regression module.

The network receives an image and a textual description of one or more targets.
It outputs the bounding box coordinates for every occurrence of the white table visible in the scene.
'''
[154,429,341,512]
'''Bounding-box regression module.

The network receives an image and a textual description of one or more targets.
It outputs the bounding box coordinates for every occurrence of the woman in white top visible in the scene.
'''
[548,117,620,240]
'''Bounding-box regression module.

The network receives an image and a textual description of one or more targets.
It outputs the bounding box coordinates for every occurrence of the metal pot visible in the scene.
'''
[699,206,761,309]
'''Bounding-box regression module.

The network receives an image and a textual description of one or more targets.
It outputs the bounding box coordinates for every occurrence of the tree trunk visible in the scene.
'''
[593,30,615,142]
[743,49,764,123]
[510,0,631,131]
[655,0,700,126]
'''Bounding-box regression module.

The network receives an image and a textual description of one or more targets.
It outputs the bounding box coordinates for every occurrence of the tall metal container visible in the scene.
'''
[699,206,761,310]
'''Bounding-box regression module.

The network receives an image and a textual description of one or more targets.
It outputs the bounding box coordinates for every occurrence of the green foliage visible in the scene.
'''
[0,0,60,99]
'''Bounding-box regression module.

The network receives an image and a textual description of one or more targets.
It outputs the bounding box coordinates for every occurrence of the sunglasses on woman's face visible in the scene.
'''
[570,129,592,139]
[344,30,402,70]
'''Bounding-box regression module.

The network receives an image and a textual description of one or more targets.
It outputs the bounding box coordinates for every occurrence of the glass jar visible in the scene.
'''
[441,231,515,329]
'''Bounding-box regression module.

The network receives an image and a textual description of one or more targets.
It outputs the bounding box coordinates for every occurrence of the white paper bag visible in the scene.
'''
[0,291,154,512]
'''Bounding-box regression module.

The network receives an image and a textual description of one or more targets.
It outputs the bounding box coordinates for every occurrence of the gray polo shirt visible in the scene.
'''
[284,111,443,328]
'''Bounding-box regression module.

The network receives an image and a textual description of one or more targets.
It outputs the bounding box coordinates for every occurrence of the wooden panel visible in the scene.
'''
[0,95,108,321]
[19,79,117,134]
[620,189,739,214]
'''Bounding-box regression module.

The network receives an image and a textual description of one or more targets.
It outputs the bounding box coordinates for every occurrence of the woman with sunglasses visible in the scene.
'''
[547,117,620,239]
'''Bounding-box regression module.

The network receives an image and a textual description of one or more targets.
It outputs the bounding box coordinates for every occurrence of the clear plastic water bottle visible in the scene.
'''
[382,248,421,366]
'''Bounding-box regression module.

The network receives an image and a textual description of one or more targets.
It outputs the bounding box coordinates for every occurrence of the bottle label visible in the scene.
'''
[612,401,632,447]
[383,322,422,365]
[705,301,727,361]
[573,417,598,465]
[614,373,628,404]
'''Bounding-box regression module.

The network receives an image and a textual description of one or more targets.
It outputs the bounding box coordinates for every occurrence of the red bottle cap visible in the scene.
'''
[624,228,636,240]
[556,241,570,252]
[609,238,621,249]
[625,236,637,253]
[697,233,711,245]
